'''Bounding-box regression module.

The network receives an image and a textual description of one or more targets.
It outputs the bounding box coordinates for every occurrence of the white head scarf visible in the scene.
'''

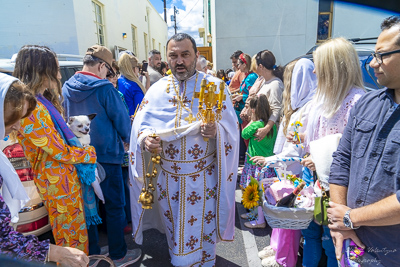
[0,73,29,223]
[290,58,317,110]
[273,59,317,154]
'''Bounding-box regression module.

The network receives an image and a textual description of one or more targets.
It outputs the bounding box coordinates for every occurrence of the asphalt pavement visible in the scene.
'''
[39,176,305,267]
[93,188,271,267]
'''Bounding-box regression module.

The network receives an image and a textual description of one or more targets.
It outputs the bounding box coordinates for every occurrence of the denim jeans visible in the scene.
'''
[122,166,131,224]
[88,163,127,260]
[302,220,337,267]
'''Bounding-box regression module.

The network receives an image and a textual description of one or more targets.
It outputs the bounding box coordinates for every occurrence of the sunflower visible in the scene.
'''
[242,183,260,210]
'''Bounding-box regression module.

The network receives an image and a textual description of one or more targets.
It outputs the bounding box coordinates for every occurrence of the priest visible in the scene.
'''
[129,33,239,267]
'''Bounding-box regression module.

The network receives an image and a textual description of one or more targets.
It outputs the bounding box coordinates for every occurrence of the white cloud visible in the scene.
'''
[160,0,204,46]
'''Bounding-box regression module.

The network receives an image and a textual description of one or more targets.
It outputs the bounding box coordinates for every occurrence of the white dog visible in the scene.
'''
[67,114,105,203]
[67,114,96,147]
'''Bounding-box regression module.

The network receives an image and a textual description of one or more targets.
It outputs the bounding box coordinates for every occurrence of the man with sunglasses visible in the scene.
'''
[328,16,400,266]
[62,45,141,266]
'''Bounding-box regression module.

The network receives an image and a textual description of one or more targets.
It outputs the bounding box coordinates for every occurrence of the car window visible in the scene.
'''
[359,54,383,91]
[60,66,82,86]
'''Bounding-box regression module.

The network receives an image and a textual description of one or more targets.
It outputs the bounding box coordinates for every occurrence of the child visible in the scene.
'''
[240,94,277,229]
[240,94,277,188]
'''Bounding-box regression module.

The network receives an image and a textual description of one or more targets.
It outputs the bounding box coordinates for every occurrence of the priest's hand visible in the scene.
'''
[201,122,217,139]
[144,135,162,154]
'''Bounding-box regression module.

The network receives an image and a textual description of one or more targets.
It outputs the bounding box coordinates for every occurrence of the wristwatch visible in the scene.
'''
[343,209,360,229]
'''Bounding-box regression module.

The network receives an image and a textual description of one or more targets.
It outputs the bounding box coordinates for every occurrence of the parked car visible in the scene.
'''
[0,54,83,236]
[299,38,383,91]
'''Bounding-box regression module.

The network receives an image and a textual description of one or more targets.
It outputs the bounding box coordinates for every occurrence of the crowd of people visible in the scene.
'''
[0,15,400,267]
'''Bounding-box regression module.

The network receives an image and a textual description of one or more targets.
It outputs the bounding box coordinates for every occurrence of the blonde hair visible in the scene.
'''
[313,37,364,118]
[118,53,146,94]
[250,54,257,73]
[282,59,299,136]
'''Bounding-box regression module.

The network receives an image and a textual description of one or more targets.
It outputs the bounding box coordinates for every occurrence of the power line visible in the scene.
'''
[176,0,201,24]
[173,6,179,34]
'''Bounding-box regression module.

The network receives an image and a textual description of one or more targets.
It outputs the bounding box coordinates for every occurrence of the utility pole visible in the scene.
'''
[163,0,166,22]
[173,6,178,34]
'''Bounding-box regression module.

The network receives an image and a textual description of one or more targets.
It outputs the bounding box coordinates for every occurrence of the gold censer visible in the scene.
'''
[138,133,161,209]
[194,79,226,141]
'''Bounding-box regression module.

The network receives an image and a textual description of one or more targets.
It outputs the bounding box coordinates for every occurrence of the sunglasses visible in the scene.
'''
[106,71,119,78]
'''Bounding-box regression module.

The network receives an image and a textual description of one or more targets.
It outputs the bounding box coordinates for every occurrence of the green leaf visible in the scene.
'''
[48,185,59,195]
[24,124,34,134]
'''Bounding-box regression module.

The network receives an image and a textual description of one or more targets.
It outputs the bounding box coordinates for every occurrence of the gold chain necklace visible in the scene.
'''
[170,71,199,123]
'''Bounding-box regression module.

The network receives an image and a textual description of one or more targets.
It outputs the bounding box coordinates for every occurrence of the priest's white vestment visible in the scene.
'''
[129,71,239,266]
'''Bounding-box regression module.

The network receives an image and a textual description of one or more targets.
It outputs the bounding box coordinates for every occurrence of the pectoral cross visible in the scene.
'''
[184,113,196,123]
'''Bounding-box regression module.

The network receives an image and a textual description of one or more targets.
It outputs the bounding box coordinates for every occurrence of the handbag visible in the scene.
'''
[313,171,330,225]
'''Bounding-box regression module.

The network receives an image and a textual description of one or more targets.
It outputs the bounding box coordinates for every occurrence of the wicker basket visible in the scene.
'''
[259,157,315,230]
[262,195,314,230]
[88,255,116,267]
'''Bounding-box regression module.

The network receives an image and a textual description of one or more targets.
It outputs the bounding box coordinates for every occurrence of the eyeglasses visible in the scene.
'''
[371,49,400,64]
[106,72,115,78]
[107,71,119,78]
[104,62,112,72]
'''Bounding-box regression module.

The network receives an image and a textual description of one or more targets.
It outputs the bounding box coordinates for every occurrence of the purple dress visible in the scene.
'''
[0,174,49,262]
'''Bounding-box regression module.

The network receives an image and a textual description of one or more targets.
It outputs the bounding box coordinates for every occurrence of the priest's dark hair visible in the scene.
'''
[166,33,197,54]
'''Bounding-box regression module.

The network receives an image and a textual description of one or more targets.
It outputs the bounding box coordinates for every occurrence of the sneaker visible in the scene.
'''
[261,256,282,267]
[258,246,275,259]
[100,246,109,257]
[114,248,142,267]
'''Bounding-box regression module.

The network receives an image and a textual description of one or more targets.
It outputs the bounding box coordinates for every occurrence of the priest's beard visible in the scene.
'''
[171,59,197,82]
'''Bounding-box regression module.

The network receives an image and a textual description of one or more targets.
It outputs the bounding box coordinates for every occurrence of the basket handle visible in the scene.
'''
[88,255,116,267]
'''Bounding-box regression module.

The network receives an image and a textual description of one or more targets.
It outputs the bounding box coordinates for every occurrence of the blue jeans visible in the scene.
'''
[122,166,131,224]
[88,163,127,260]
[302,220,337,267]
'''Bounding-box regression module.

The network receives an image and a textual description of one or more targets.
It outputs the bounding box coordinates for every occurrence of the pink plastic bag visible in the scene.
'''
[270,228,302,267]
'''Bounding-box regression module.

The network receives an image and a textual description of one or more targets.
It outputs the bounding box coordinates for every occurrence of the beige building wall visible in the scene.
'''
[203,0,395,70]
[72,0,168,61]
[0,0,168,62]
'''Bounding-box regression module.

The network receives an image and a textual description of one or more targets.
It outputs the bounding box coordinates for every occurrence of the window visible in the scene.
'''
[144,33,149,58]
[317,0,333,42]
[92,1,105,45]
[152,38,155,50]
[131,25,138,55]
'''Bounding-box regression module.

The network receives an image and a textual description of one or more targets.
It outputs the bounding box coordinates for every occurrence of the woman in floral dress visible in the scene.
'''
[13,45,97,254]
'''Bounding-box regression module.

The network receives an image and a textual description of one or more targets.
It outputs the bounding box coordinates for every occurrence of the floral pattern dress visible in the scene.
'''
[0,174,50,262]
[17,102,96,254]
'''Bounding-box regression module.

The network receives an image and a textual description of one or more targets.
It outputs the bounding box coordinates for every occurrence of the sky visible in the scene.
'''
[149,0,204,46]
